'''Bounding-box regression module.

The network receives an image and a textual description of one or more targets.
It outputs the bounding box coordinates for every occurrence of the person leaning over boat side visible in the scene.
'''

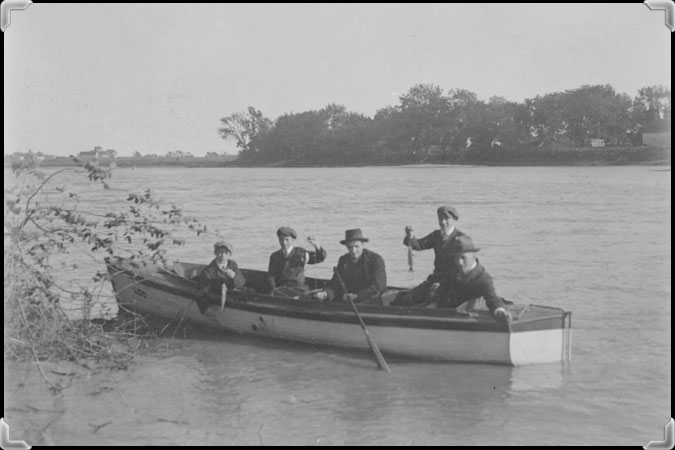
[432,235,512,323]
[313,229,387,306]
[267,226,327,297]
[194,240,246,313]
[391,205,468,306]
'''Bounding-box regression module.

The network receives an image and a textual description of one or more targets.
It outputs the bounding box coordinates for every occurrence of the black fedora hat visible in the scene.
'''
[448,235,480,254]
[340,228,369,245]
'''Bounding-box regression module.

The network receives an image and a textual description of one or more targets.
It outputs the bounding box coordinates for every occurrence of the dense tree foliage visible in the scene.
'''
[219,83,671,165]
[218,107,273,161]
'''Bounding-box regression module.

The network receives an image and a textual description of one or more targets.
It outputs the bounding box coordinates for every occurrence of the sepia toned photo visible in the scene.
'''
[4,3,671,446]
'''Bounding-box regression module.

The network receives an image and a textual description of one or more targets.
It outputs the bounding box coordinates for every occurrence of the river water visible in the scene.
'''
[3,165,671,445]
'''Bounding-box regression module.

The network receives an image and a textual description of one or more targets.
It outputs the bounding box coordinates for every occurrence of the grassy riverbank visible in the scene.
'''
[5,146,671,169]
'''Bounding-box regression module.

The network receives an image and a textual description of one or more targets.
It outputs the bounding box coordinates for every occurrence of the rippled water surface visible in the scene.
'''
[4,165,671,445]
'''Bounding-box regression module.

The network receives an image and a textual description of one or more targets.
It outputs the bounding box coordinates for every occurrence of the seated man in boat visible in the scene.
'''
[194,240,246,313]
[392,205,468,306]
[313,229,387,305]
[432,235,512,323]
[267,226,327,298]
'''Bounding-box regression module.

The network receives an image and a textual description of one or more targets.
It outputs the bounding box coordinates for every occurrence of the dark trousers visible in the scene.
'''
[390,278,438,306]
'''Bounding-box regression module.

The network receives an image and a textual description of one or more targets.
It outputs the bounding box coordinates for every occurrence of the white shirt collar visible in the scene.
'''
[441,226,455,237]
[283,246,294,257]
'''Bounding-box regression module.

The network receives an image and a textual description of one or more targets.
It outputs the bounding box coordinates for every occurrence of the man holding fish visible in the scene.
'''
[392,205,467,306]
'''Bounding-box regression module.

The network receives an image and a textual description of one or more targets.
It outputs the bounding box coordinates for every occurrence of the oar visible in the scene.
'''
[333,267,390,372]
[407,244,414,272]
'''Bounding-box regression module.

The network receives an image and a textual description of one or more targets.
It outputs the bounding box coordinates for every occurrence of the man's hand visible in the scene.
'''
[307,236,320,249]
[343,293,358,303]
[429,282,440,295]
[494,307,512,323]
[405,226,414,238]
[314,290,328,301]
[224,268,236,278]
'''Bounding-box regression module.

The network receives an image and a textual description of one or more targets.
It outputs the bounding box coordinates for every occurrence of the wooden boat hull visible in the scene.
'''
[108,258,572,366]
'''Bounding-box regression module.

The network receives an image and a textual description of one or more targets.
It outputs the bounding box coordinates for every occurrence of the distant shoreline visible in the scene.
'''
[5,146,671,169]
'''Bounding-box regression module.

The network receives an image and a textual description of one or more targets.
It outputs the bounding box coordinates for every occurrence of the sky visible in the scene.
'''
[4,3,671,157]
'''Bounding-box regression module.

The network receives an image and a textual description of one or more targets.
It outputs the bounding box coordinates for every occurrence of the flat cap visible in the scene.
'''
[276,226,297,239]
[437,205,459,220]
[213,240,233,253]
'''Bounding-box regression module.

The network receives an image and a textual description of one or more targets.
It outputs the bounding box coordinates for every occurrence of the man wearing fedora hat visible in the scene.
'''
[433,235,511,322]
[394,205,469,306]
[195,240,247,314]
[313,228,387,305]
[267,226,327,297]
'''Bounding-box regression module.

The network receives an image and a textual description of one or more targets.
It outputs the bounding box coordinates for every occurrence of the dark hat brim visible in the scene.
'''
[438,211,459,220]
[340,238,369,245]
[276,227,297,239]
[449,247,480,255]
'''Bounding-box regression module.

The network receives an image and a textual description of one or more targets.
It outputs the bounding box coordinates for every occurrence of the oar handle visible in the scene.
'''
[221,282,228,310]
[333,267,390,373]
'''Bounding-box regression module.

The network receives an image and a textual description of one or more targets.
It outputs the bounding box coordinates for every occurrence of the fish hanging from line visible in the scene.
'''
[407,245,414,272]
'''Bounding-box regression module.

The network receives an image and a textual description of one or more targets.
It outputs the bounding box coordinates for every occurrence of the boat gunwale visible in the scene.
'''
[108,260,569,333]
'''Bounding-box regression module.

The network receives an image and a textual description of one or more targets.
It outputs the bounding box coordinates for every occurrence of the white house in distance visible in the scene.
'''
[77,147,117,160]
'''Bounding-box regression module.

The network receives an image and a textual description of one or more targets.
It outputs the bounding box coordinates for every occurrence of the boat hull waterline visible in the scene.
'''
[108,258,572,366]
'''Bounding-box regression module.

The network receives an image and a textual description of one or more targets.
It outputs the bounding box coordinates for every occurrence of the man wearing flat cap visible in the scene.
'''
[314,229,387,305]
[195,240,246,314]
[433,235,511,322]
[393,205,469,306]
[267,226,326,297]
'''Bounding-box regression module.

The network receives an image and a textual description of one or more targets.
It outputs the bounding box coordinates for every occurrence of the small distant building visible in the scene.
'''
[642,132,671,148]
[77,150,98,160]
[590,139,605,148]
[13,152,32,161]
[78,147,117,160]
[8,151,47,162]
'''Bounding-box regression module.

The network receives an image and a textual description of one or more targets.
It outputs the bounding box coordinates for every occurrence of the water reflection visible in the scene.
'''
[508,363,566,393]
[167,337,569,445]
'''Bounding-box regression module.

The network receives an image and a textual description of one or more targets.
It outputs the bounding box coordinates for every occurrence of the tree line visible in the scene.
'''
[218,84,671,165]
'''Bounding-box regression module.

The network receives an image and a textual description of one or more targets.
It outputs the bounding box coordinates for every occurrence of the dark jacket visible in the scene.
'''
[268,246,327,292]
[404,228,467,282]
[435,260,505,313]
[327,248,387,304]
[195,259,246,295]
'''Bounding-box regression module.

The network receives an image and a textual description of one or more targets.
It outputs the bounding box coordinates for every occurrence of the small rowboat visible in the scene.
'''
[107,257,572,366]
